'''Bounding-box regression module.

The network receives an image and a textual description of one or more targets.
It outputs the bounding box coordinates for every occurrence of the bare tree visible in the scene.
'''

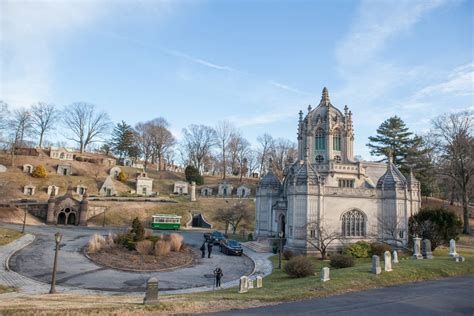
[270,138,297,178]
[148,118,176,170]
[63,103,111,153]
[432,111,473,234]
[31,102,58,148]
[134,122,154,171]
[257,133,274,177]
[7,108,32,166]
[181,124,217,173]
[305,221,342,259]
[237,137,251,181]
[215,120,236,179]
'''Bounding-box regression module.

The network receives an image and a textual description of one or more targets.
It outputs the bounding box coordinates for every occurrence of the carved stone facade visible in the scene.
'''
[255,88,421,254]
[46,185,88,226]
[136,172,153,196]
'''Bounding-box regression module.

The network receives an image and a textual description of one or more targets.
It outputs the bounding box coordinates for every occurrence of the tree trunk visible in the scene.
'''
[462,192,470,234]
[222,146,226,180]
[39,131,44,148]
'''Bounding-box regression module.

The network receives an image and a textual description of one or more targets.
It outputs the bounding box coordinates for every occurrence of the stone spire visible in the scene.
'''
[48,186,56,201]
[407,168,419,185]
[321,87,330,105]
[307,104,312,112]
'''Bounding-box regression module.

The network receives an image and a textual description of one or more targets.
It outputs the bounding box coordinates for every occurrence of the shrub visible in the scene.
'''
[343,241,371,258]
[146,235,161,243]
[154,240,171,256]
[409,207,462,250]
[136,240,154,255]
[117,171,128,183]
[284,256,314,278]
[184,165,204,185]
[247,233,253,241]
[106,233,116,247]
[117,233,136,250]
[283,249,294,260]
[75,156,84,161]
[169,233,183,252]
[31,165,47,178]
[144,229,153,238]
[330,254,355,268]
[131,217,145,241]
[370,242,393,257]
[87,234,107,253]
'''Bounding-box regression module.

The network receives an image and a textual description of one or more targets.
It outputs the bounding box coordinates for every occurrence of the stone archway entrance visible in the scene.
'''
[67,213,76,225]
[57,212,66,224]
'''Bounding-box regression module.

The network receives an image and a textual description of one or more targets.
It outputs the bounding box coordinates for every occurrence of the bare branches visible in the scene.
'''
[181,124,217,173]
[305,221,342,259]
[31,102,58,148]
[63,102,111,153]
[215,120,236,179]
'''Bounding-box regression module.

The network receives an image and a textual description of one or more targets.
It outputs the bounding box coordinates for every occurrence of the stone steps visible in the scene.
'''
[244,240,271,253]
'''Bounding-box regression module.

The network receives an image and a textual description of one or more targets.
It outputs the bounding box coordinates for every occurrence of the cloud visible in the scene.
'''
[163,49,236,72]
[268,81,310,95]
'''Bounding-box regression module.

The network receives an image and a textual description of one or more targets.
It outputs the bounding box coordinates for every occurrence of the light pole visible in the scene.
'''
[278,231,284,269]
[49,232,62,294]
[21,204,27,234]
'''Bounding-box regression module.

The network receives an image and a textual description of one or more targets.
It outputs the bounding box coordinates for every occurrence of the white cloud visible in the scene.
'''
[163,49,236,72]
[268,81,310,95]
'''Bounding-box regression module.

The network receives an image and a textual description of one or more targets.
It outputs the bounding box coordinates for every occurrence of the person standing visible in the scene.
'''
[200,242,206,258]
[213,267,223,288]
[207,241,213,258]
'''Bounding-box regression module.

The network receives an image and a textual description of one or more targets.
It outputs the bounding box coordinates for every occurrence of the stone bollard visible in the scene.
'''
[143,277,159,305]
[422,239,434,259]
[190,181,196,202]
[256,276,263,288]
[449,239,458,257]
[384,251,392,272]
[239,276,248,293]
[412,237,423,259]
[371,255,381,274]
[320,267,330,282]
[392,250,399,264]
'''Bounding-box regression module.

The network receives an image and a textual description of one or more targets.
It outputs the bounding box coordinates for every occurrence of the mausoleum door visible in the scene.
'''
[57,212,66,225]
[67,213,76,225]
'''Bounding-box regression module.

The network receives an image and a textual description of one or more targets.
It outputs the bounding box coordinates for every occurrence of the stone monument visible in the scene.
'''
[256,276,263,288]
[190,181,196,201]
[412,237,423,259]
[384,251,392,272]
[320,267,330,282]
[143,277,159,305]
[248,279,254,289]
[449,239,458,257]
[422,239,434,259]
[371,255,381,274]
[239,276,248,293]
[392,250,399,264]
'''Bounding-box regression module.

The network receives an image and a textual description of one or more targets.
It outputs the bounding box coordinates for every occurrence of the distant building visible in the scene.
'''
[236,185,251,198]
[46,185,88,226]
[200,186,213,197]
[23,184,35,196]
[109,166,122,178]
[173,181,188,195]
[136,172,153,196]
[15,147,39,156]
[50,147,75,160]
[22,164,34,174]
[57,164,72,176]
[217,182,233,197]
[99,176,117,196]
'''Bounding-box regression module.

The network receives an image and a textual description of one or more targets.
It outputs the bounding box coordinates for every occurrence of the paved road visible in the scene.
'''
[2,223,256,293]
[206,275,474,316]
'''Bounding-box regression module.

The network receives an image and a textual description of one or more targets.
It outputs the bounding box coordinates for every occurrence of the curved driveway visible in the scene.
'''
[6,224,255,293]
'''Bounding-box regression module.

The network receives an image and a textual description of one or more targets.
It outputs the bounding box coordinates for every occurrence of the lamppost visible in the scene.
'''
[49,232,62,294]
[278,231,284,269]
[21,204,27,233]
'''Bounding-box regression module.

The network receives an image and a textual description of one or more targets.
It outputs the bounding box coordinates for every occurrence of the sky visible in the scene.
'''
[1,0,473,160]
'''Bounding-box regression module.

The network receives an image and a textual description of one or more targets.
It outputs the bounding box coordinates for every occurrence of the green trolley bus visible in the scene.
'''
[150,214,182,230]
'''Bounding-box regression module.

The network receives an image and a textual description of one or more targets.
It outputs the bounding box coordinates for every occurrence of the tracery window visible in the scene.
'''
[333,128,341,151]
[315,155,324,164]
[315,128,325,150]
[334,155,342,163]
[341,210,366,237]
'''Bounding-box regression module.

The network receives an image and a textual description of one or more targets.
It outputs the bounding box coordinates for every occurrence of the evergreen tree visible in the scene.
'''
[185,165,204,185]
[111,121,135,158]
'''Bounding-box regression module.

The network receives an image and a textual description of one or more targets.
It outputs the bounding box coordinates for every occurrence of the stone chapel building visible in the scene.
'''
[255,88,421,254]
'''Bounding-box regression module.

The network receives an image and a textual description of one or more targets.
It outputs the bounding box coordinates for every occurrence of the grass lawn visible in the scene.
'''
[189,247,474,302]
[0,284,15,294]
[0,227,23,246]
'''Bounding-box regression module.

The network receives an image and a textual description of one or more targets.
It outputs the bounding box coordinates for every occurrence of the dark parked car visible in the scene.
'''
[220,239,243,256]
[204,231,227,245]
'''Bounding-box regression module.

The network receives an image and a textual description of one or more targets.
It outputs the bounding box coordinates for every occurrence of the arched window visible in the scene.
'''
[315,128,325,150]
[341,210,366,237]
[333,128,341,151]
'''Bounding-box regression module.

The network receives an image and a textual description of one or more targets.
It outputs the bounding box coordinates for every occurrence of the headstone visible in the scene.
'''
[0,164,6,172]
[248,279,254,289]
[239,276,248,293]
[191,181,196,202]
[454,256,465,263]
[320,267,330,282]
[371,255,381,274]
[392,250,399,264]
[256,276,263,288]
[143,277,159,305]
[449,239,458,257]
[422,239,434,259]
[412,237,423,259]
[384,251,392,272]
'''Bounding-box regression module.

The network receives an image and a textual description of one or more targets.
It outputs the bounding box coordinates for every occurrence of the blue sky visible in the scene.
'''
[1,0,473,159]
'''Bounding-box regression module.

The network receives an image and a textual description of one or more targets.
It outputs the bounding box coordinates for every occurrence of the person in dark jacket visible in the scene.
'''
[207,242,213,258]
[200,242,206,258]
[213,267,223,288]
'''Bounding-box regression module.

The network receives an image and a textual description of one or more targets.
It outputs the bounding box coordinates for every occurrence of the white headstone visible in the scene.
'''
[392,250,399,263]
[454,256,465,263]
[191,181,196,202]
[248,279,254,289]
[0,164,6,172]
[371,255,381,274]
[449,239,458,257]
[256,276,263,288]
[320,267,330,282]
[422,239,434,259]
[239,276,248,293]
[384,251,392,272]
[413,237,423,259]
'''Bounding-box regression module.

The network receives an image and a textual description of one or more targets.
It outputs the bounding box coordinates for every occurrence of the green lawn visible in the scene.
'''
[0,284,15,294]
[0,227,23,246]
[190,247,474,302]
